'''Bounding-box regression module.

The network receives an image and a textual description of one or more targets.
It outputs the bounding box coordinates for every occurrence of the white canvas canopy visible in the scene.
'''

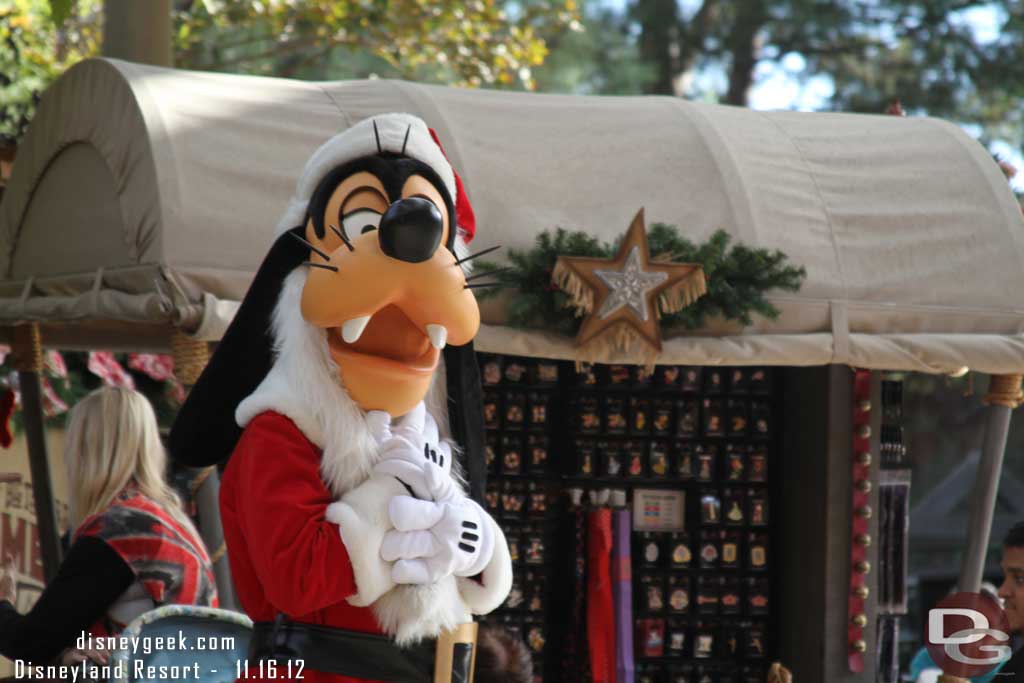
[2,57,1023,373]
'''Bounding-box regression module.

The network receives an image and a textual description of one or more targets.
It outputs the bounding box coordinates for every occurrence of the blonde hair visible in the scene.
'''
[65,387,197,537]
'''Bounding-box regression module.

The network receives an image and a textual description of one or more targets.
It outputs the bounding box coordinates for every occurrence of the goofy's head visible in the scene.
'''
[170,114,487,489]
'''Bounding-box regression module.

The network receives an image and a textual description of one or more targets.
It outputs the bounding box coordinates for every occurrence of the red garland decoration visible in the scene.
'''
[848,369,872,671]
[0,388,14,448]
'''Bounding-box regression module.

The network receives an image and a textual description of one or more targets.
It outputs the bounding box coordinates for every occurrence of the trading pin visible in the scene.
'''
[749,367,771,394]
[668,575,691,613]
[721,576,741,614]
[483,390,501,429]
[640,533,663,566]
[699,531,720,568]
[705,368,724,394]
[485,433,499,474]
[696,576,721,614]
[504,391,526,429]
[609,364,632,385]
[635,365,654,386]
[701,492,721,524]
[694,623,716,657]
[576,362,599,385]
[524,534,545,564]
[667,619,689,657]
[745,623,766,658]
[696,445,717,482]
[703,398,724,437]
[576,395,601,433]
[527,434,549,473]
[681,366,701,393]
[485,482,500,514]
[639,619,666,657]
[526,623,545,654]
[528,486,547,516]
[721,530,741,568]
[659,365,681,387]
[631,397,652,434]
[603,442,624,477]
[504,360,527,383]
[723,489,745,525]
[747,578,770,615]
[675,442,695,479]
[532,361,559,385]
[649,441,670,477]
[506,531,521,564]
[642,573,666,612]
[501,435,524,475]
[730,368,749,394]
[676,399,700,436]
[748,533,768,570]
[726,444,746,481]
[527,391,549,429]
[748,449,768,482]
[751,401,771,437]
[626,441,647,478]
[748,491,769,526]
[653,399,674,435]
[576,439,596,476]
[670,533,692,567]
[727,399,749,436]
[605,395,628,433]
[480,356,503,385]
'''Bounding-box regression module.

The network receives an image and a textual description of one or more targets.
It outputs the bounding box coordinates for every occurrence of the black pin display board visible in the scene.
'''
[475,355,780,683]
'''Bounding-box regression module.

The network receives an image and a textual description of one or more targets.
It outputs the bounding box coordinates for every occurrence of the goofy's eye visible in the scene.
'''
[341,209,382,236]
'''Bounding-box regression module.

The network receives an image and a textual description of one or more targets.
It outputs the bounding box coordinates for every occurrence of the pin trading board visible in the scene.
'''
[475,354,779,683]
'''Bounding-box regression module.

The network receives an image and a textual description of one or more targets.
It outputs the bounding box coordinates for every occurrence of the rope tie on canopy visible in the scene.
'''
[171,330,208,387]
[983,374,1023,408]
[11,322,42,372]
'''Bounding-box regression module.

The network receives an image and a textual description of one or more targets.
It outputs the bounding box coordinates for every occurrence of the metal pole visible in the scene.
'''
[194,469,237,610]
[958,374,1022,593]
[12,324,61,582]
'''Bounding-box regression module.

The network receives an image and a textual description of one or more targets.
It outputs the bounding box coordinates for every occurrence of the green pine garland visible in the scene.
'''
[476,223,806,335]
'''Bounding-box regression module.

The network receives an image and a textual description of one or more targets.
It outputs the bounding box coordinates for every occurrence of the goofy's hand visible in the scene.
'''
[381,494,496,585]
[370,403,456,502]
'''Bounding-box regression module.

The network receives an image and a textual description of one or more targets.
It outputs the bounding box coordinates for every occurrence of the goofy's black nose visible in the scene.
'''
[378,197,444,264]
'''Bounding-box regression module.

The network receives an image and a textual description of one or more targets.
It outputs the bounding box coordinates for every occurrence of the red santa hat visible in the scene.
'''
[275,113,476,245]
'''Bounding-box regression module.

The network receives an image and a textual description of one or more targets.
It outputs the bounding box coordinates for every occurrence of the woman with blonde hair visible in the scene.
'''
[0,387,218,665]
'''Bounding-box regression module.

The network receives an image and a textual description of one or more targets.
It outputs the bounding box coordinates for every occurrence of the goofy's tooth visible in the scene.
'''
[426,324,448,350]
[342,316,371,344]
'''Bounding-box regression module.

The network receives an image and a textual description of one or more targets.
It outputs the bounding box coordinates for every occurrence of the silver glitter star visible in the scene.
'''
[594,246,667,321]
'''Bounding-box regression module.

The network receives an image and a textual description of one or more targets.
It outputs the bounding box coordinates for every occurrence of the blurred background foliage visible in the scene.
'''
[1,0,1023,158]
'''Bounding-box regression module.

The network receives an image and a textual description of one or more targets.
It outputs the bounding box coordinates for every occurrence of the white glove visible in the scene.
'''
[371,403,456,502]
[381,493,495,585]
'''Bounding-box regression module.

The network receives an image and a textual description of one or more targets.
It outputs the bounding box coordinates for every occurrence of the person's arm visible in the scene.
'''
[0,536,134,664]
[230,413,364,617]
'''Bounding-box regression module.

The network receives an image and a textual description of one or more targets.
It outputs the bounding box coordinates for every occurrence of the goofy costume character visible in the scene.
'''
[170,113,512,683]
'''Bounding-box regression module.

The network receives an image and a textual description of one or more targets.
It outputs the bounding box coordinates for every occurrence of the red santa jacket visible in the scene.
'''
[220,411,386,683]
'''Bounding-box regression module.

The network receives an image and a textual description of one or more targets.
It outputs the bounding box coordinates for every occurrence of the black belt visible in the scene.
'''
[250,615,436,682]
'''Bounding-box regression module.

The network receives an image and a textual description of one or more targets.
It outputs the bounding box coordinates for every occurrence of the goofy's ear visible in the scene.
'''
[443,341,487,503]
[169,227,308,467]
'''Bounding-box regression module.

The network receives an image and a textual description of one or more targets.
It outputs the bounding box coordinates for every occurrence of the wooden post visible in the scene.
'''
[11,324,62,582]
[172,331,237,610]
[958,374,1022,592]
[101,0,173,67]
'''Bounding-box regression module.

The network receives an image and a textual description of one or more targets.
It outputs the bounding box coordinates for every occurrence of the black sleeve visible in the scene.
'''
[0,535,135,664]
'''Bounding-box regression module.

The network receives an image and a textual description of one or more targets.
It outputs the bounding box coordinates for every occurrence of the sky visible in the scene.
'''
[598,0,1024,192]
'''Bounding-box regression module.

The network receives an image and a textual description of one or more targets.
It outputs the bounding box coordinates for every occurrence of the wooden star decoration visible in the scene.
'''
[552,208,706,359]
